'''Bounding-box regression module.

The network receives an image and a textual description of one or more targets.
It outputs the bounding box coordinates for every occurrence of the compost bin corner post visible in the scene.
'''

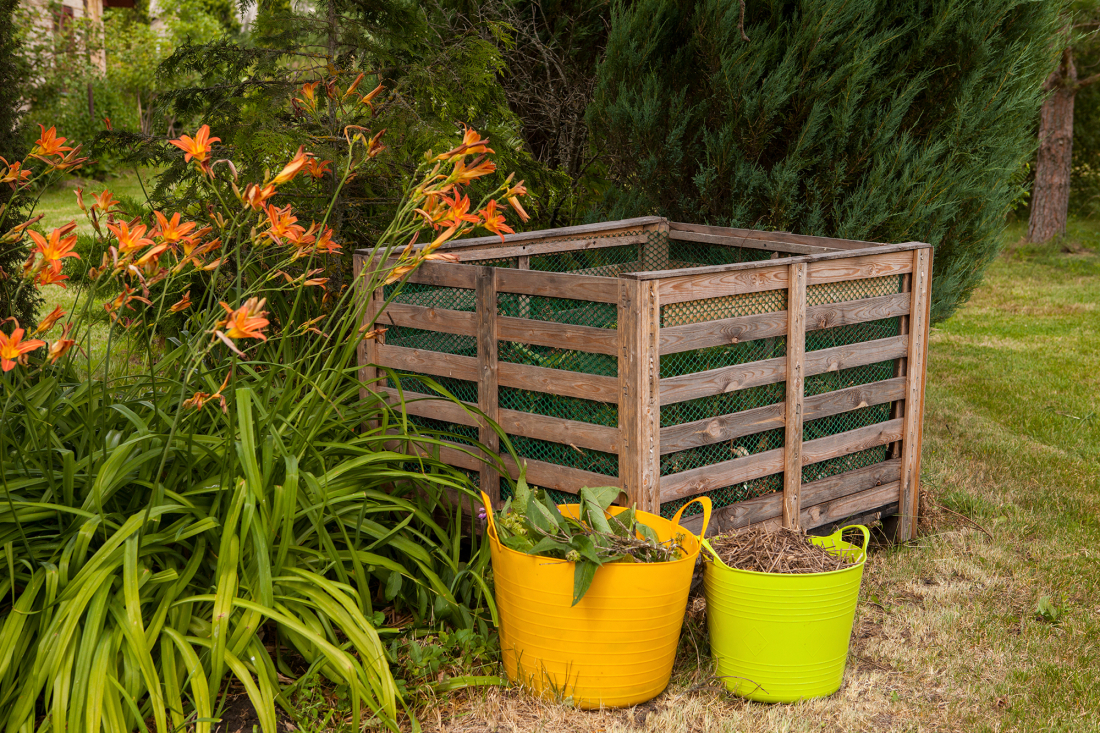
[899,247,932,540]
[783,261,808,529]
[476,265,502,509]
[618,277,661,513]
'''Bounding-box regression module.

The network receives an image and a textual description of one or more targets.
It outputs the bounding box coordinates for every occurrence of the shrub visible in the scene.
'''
[589,0,1062,322]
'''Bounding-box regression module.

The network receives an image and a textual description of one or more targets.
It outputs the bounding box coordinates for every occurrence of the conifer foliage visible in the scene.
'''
[589,0,1062,322]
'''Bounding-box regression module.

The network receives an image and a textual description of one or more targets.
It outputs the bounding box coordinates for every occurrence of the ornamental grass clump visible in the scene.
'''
[0,101,528,731]
[494,473,685,606]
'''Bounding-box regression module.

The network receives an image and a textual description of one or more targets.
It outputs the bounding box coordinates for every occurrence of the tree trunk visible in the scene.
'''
[1029,51,1077,243]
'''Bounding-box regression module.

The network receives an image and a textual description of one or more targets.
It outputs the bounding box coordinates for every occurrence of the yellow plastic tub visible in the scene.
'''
[481,491,711,709]
[701,525,869,703]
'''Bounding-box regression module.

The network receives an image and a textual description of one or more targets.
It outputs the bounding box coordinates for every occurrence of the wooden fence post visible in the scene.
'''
[619,278,661,512]
[476,266,502,508]
[353,253,380,404]
[783,262,807,529]
[898,248,932,540]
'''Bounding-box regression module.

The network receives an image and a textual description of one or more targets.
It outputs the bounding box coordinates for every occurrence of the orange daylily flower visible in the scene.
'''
[1,215,45,244]
[27,226,80,270]
[440,193,481,229]
[153,211,197,243]
[103,285,152,323]
[312,227,340,256]
[1,158,32,189]
[35,267,69,288]
[45,146,88,173]
[503,179,530,222]
[107,220,154,254]
[34,306,65,335]
[47,324,75,364]
[480,199,514,242]
[183,372,232,413]
[359,83,384,112]
[304,157,332,179]
[296,82,320,113]
[32,125,73,157]
[272,147,311,185]
[90,189,121,214]
[0,326,46,372]
[342,73,365,101]
[169,125,220,163]
[436,126,494,161]
[451,157,496,186]
[263,204,304,244]
[242,183,277,211]
[365,129,386,158]
[214,297,269,355]
[169,291,193,313]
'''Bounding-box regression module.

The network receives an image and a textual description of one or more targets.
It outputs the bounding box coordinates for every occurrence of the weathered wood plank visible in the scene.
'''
[802,458,902,510]
[498,410,621,454]
[498,362,619,403]
[403,260,478,289]
[626,242,929,282]
[375,344,479,381]
[899,248,932,539]
[659,334,909,405]
[431,216,663,250]
[497,316,619,355]
[452,234,648,262]
[669,228,838,255]
[784,263,807,529]
[476,267,501,507]
[806,251,913,286]
[802,482,901,529]
[668,221,883,252]
[658,378,906,454]
[660,448,784,502]
[658,291,910,354]
[500,455,620,494]
[801,418,904,466]
[380,303,478,335]
[657,264,789,304]
[378,386,479,427]
[495,268,621,304]
[618,279,662,512]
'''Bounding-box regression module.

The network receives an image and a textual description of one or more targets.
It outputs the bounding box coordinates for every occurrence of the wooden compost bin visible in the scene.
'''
[353,217,932,539]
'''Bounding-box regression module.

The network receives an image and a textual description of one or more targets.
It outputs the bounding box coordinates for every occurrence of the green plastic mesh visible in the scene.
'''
[508,434,619,477]
[385,282,475,311]
[803,445,891,485]
[498,341,617,377]
[404,414,480,447]
[660,473,783,519]
[497,293,617,328]
[499,386,617,426]
[385,325,476,357]
[387,373,478,404]
[661,426,784,476]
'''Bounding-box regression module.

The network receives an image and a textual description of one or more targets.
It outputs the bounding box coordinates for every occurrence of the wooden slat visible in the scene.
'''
[498,362,619,403]
[656,264,789,304]
[497,316,618,355]
[658,291,910,355]
[618,279,662,512]
[802,458,902,511]
[476,267,501,507]
[380,303,477,336]
[660,448,784,502]
[806,251,914,286]
[658,377,906,454]
[378,386,479,427]
[495,268,621,304]
[500,455,620,494]
[899,248,932,539]
[669,228,837,255]
[430,216,664,250]
[668,221,884,252]
[659,334,909,405]
[353,254,379,404]
[498,410,620,454]
[801,418,904,466]
[403,260,478,289]
[802,482,901,529]
[626,242,929,282]
[698,458,903,534]
[375,344,479,381]
[453,234,648,262]
[889,273,912,461]
[783,262,807,529]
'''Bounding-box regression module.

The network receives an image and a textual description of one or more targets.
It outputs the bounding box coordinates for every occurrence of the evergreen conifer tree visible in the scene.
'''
[0,0,42,325]
[589,0,1062,321]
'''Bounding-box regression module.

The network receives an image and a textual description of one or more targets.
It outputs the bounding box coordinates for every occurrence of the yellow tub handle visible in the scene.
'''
[670,496,712,538]
[479,491,499,542]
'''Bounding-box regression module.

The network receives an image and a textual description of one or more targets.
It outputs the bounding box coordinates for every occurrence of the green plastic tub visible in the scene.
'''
[701,525,870,702]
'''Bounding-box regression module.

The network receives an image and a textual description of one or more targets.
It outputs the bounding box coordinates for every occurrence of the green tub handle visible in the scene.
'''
[830,524,870,563]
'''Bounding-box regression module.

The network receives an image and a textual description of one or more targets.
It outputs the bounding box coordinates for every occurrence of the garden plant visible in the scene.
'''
[0,106,528,731]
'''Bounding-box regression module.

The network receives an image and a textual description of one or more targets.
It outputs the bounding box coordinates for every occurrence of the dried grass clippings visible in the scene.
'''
[708,525,855,574]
